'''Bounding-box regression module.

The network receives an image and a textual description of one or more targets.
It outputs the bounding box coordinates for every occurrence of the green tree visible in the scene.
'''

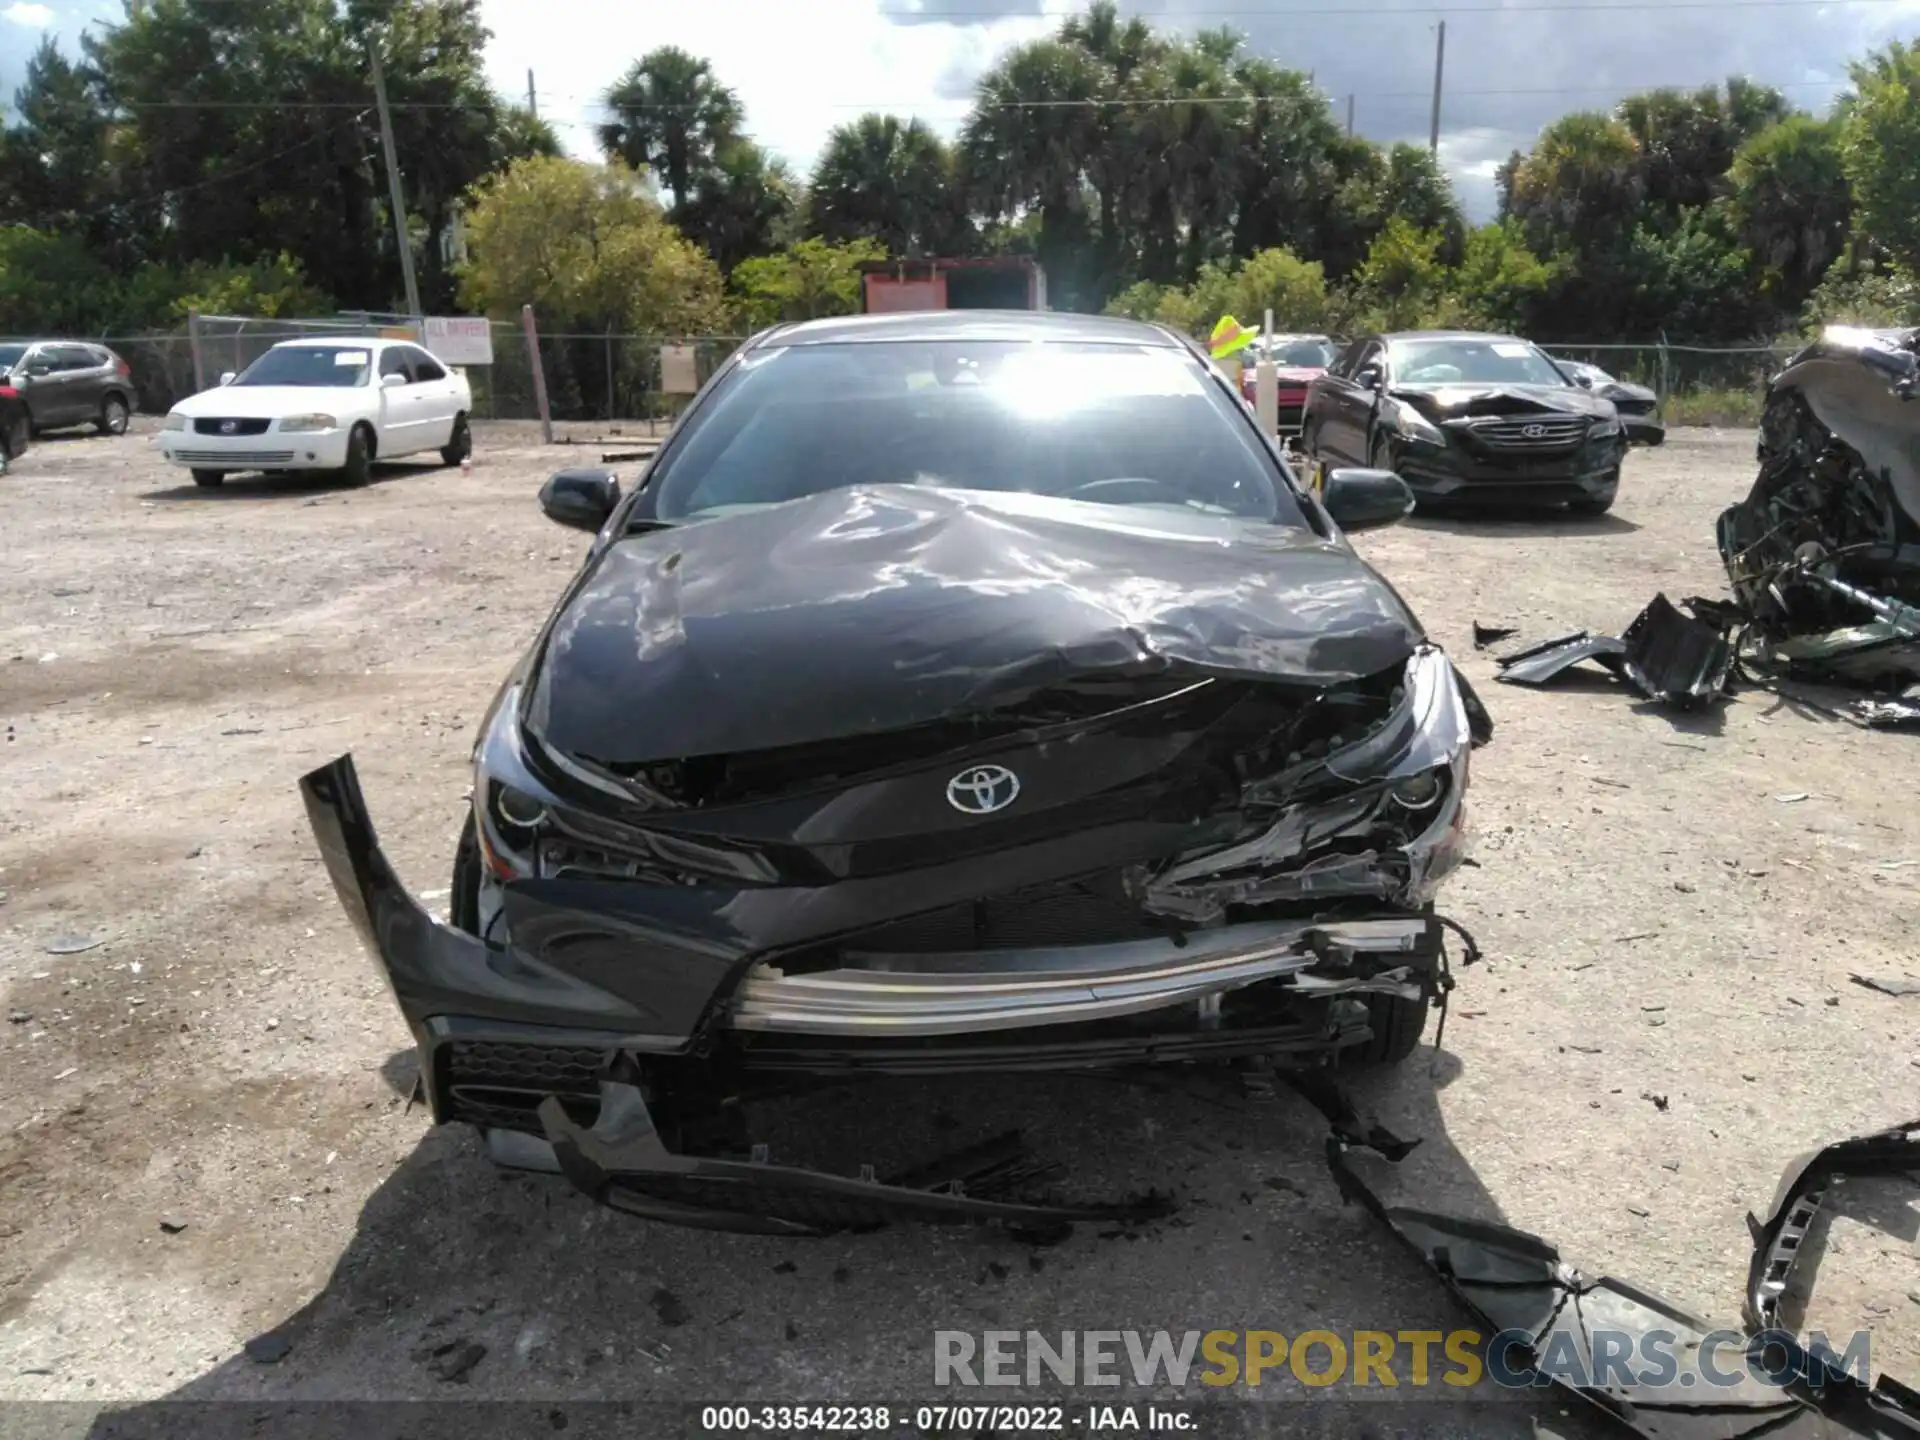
[809,114,961,256]
[457,156,728,334]
[677,138,796,274]
[1617,80,1790,224]
[1726,115,1850,308]
[0,37,110,237]
[1507,111,1644,253]
[1451,220,1554,332]
[731,236,885,328]
[1354,219,1454,330]
[1841,39,1920,277]
[598,46,743,209]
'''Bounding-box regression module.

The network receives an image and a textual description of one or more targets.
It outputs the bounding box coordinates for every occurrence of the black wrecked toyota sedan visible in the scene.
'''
[1302,331,1627,514]
[303,311,1490,1231]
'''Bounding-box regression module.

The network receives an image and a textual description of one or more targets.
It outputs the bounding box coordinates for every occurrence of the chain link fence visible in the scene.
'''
[27,317,1799,431]
[1543,342,1798,426]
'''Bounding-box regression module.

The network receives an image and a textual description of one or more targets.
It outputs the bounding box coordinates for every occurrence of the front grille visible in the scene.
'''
[1466,416,1589,451]
[173,449,296,464]
[440,1039,609,1133]
[194,417,271,436]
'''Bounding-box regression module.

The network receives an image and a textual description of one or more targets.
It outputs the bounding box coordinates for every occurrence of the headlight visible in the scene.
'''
[1589,413,1622,438]
[1388,768,1446,810]
[162,413,186,432]
[279,413,338,432]
[1392,402,1446,445]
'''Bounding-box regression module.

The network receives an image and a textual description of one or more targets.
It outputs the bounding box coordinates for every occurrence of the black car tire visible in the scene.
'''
[440,413,472,467]
[191,469,225,488]
[96,394,131,436]
[340,424,373,487]
[1353,992,1429,1065]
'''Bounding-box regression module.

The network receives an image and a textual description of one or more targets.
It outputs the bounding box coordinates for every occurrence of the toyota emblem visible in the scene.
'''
[1521,423,1546,438]
[219,419,238,434]
[946,763,1021,815]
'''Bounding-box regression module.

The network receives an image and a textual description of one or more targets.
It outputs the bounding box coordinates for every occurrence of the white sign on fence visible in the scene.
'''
[424,316,494,366]
[660,343,699,395]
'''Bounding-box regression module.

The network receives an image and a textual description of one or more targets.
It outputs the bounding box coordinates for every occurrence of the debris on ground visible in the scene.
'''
[1329,1116,1920,1440]
[1850,974,1920,998]
[43,934,103,955]
[1494,595,1733,709]
[1473,620,1519,649]
[243,1332,294,1365]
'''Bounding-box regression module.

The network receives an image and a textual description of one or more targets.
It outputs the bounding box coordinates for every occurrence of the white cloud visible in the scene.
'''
[3,2,56,26]
[480,0,1053,177]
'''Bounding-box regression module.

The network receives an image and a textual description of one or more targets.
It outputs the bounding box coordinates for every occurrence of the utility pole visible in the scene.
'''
[1428,19,1446,157]
[369,39,422,321]
[1346,93,1355,136]
[527,68,537,118]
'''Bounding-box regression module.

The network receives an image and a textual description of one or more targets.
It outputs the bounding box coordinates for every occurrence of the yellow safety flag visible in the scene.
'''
[1209,314,1259,360]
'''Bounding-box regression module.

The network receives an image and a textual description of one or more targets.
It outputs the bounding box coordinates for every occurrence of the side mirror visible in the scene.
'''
[1354,365,1382,391]
[539,468,621,533]
[1322,467,1414,531]
[1572,371,1594,389]
[218,371,236,386]
[380,371,406,389]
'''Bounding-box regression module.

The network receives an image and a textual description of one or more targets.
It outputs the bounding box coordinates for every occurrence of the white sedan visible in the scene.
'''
[159,337,472,488]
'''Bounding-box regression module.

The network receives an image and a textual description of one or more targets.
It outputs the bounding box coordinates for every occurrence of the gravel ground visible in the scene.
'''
[0,422,1914,1435]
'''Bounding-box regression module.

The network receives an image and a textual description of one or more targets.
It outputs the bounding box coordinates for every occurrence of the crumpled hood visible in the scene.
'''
[527,484,1425,765]
[1392,383,1614,422]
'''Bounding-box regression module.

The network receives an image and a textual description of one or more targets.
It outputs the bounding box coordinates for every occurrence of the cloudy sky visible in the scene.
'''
[6,0,1920,218]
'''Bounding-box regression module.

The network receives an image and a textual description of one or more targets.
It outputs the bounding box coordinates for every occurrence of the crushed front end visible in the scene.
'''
[304,644,1486,1227]
[1724,325,1920,691]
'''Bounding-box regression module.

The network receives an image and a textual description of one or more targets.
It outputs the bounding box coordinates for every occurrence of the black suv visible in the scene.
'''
[1301,331,1627,514]
[0,341,136,438]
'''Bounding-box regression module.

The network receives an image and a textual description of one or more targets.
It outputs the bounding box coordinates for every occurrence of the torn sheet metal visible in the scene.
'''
[1330,1140,1920,1439]
[1495,631,1627,686]
[537,1081,1172,1235]
[1849,974,1920,997]
[1619,592,1735,708]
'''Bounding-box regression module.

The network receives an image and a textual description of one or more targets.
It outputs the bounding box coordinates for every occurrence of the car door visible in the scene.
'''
[374,345,427,454]
[63,345,112,420]
[17,346,71,427]
[1316,340,1382,469]
[401,346,459,445]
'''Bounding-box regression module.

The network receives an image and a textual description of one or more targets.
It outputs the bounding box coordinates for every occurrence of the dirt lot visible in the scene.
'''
[0,422,1915,1433]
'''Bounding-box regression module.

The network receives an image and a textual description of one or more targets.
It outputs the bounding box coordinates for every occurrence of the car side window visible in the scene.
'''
[1328,340,1366,380]
[48,346,92,372]
[379,348,414,384]
[407,347,447,382]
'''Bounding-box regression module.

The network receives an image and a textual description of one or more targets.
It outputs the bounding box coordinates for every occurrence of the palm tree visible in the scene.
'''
[809,114,958,255]
[598,47,743,209]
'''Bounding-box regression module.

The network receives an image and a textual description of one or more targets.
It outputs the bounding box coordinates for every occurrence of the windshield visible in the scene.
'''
[233,346,371,388]
[1390,338,1569,388]
[0,344,26,370]
[1267,338,1336,367]
[648,340,1302,525]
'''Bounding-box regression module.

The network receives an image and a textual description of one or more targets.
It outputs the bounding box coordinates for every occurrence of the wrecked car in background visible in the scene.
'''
[1726,324,1920,695]
[1497,326,1920,725]
[302,311,1491,1232]
[1559,359,1665,447]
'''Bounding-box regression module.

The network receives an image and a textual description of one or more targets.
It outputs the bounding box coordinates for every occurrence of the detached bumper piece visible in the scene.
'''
[1494,594,1734,711]
[1329,1125,1920,1439]
[537,1080,1172,1237]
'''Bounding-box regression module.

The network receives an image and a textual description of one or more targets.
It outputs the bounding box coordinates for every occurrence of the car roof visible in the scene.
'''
[1380,330,1529,345]
[267,336,399,350]
[756,310,1182,349]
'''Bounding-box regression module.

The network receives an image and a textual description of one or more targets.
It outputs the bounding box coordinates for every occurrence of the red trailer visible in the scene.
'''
[859,257,1047,313]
